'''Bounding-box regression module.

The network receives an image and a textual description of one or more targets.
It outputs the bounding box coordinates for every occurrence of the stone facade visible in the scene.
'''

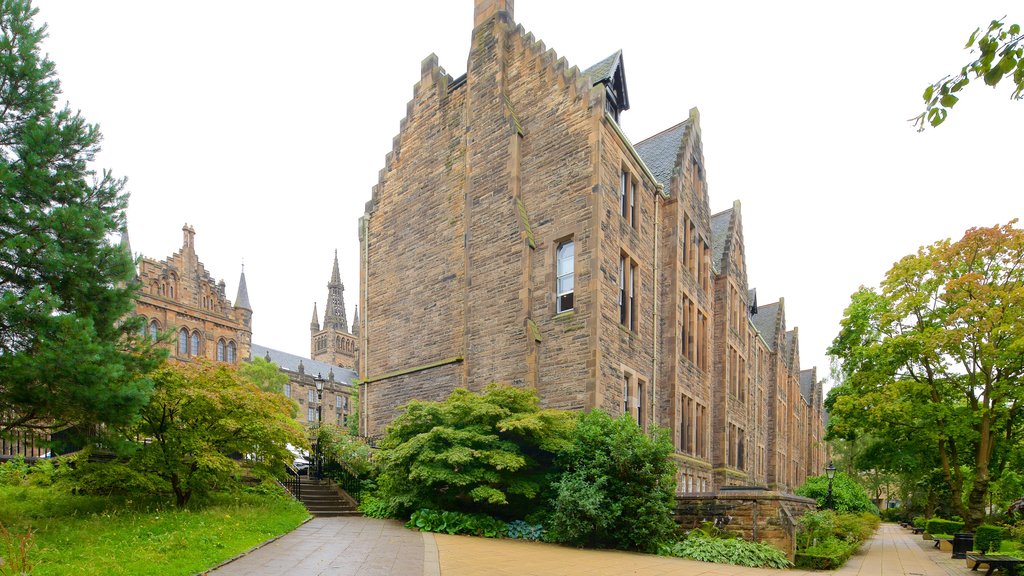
[357,1,826,493]
[253,344,356,428]
[310,251,358,371]
[133,224,252,364]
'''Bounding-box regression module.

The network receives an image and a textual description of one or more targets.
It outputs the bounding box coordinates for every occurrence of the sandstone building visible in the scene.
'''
[357,1,825,492]
[128,226,354,428]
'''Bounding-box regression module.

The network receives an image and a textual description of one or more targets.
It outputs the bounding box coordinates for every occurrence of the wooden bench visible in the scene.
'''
[933,536,953,549]
[966,554,1023,576]
[911,526,925,534]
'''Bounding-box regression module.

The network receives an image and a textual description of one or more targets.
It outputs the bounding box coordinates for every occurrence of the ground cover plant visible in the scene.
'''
[657,524,791,569]
[0,484,308,576]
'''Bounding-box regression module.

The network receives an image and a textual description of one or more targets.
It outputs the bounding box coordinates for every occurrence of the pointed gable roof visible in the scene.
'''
[710,208,733,273]
[634,121,689,189]
[583,49,629,112]
[799,368,816,404]
[751,301,781,351]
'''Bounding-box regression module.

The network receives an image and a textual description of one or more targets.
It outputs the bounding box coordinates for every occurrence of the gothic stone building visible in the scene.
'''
[357,0,825,493]
[129,225,355,427]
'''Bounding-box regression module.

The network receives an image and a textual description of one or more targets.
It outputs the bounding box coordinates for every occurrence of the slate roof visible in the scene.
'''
[751,302,781,350]
[582,50,621,85]
[234,270,252,310]
[710,208,733,273]
[799,369,815,404]
[634,121,689,189]
[250,343,356,387]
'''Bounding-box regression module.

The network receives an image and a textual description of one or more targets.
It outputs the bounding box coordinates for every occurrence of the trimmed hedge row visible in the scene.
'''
[925,518,964,535]
[976,524,1008,554]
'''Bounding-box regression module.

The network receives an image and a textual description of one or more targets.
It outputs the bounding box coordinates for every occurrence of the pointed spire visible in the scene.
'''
[234,265,252,310]
[119,226,137,278]
[352,305,360,337]
[323,251,348,331]
[330,249,342,285]
[310,302,321,332]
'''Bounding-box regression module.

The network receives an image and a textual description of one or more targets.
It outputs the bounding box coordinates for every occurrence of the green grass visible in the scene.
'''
[0,485,309,576]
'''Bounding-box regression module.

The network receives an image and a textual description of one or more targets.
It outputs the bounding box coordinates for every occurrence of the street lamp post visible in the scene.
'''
[825,461,837,511]
[313,373,324,480]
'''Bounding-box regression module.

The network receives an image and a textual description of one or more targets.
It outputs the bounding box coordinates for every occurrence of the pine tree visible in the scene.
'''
[0,0,163,438]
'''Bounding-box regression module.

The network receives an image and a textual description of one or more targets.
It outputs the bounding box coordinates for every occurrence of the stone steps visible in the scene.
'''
[288,477,362,518]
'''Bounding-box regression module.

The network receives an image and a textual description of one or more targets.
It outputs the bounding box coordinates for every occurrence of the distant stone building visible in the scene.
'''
[310,251,358,371]
[132,224,252,364]
[128,225,354,427]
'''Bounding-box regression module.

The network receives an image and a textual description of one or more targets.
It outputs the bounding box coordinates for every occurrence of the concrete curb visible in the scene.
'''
[422,531,440,576]
[196,515,314,575]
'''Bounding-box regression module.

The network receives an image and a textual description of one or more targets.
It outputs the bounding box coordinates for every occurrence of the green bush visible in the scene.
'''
[879,508,901,522]
[798,510,878,549]
[976,524,1008,554]
[406,509,507,538]
[795,537,860,569]
[543,410,677,552]
[795,472,879,514]
[834,512,880,541]
[925,518,964,535]
[912,515,926,528]
[0,456,29,486]
[373,384,574,519]
[658,533,791,569]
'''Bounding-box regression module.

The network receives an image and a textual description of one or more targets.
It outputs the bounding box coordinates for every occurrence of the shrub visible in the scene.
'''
[658,533,791,569]
[373,384,574,519]
[507,520,543,541]
[544,410,677,552]
[795,472,878,514]
[795,537,859,569]
[834,512,880,541]
[925,518,964,535]
[406,509,507,538]
[975,524,1008,554]
[912,515,926,528]
[798,510,878,548]
[0,456,29,486]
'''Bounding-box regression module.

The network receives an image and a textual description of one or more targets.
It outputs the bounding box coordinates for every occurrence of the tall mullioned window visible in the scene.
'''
[556,240,574,313]
[178,328,188,356]
[190,331,200,357]
[227,341,236,363]
[217,339,226,362]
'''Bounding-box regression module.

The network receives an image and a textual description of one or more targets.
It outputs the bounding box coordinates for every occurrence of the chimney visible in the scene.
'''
[474,0,513,28]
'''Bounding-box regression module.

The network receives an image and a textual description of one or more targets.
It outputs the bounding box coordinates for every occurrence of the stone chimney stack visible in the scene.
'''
[474,0,513,28]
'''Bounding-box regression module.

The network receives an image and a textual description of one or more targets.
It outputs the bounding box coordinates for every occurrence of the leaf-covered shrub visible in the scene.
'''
[912,516,926,528]
[543,410,677,552]
[658,533,791,569]
[373,384,574,519]
[0,456,29,486]
[925,518,964,536]
[506,520,543,541]
[975,524,1008,553]
[795,472,879,514]
[795,538,860,569]
[406,509,507,538]
[796,510,878,569]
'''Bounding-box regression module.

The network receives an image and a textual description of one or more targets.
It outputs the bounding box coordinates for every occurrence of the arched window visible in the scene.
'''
[149,320,159,342]
[178,328,188,356]
[227,341,237,363]
[217,339,226,362]
[190,331,200,357]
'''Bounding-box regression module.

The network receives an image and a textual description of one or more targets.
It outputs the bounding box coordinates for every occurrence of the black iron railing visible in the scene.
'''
[282,463,302,500]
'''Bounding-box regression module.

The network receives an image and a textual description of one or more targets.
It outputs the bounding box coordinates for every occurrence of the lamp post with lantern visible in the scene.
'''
[825,461,837,510]
[313,373,324,479]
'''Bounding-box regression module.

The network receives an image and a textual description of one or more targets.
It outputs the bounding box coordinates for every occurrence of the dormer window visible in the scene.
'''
[584,50,629,125]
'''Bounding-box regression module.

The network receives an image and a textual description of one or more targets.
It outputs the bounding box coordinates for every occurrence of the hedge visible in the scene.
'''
[975,524,1008,554]
[925,518,963,535]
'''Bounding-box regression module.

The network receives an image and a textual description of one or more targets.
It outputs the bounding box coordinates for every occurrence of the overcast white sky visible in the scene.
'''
[36,1,1022,386]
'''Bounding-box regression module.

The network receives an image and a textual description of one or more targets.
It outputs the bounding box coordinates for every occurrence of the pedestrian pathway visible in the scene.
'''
[209,517,988,576]
[209,517,433,576]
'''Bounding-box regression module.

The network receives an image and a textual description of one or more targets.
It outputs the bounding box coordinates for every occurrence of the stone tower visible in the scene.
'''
[310,251,357,369]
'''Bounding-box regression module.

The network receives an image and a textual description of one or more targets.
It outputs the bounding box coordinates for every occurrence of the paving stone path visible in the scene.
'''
[209,517,435,576]
[210,518,985,576]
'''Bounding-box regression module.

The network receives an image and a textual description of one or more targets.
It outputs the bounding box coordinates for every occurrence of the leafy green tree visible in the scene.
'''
[795,472,879,514]
[545,410,677,552]
[828,221,1024,529]
[238,356,288,394]
[914,18,1024,129]
[0,0,164,437]
[373,384,574,519]
[128,361,307,507]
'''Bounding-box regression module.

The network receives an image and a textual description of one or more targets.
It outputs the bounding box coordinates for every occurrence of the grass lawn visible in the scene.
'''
[0,484,309,576]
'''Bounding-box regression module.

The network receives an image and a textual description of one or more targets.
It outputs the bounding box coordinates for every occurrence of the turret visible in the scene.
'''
[310,302,321,332]
[323,250,348,332]
[352,305,360,337]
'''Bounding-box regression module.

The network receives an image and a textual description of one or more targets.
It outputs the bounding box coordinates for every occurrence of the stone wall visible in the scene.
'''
[674,490,817,560]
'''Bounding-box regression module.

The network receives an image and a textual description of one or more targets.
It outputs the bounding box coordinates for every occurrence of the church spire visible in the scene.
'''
[234,265,252,310]
[323,250,348,332]
[310,302,320,332]
[352,305,360,337]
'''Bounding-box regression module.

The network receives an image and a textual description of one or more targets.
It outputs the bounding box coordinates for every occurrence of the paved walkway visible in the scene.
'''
[209,517,435,576]
[210,518,987,576]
